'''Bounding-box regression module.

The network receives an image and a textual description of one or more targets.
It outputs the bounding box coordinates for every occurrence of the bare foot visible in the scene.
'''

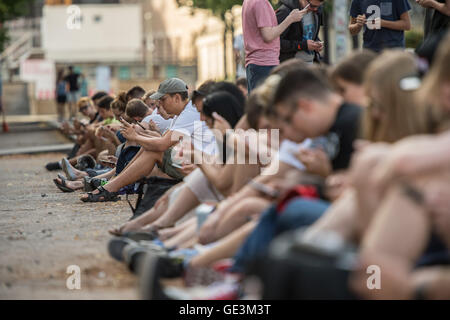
[55,177,83,191]
[108,219,143,236]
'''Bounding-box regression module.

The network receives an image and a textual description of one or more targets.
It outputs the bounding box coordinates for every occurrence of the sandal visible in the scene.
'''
[80,186,120,203]
[53,176,76,193]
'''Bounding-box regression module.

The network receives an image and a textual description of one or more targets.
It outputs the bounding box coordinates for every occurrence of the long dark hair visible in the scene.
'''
[202,91,244,128]
[202,91,244,163]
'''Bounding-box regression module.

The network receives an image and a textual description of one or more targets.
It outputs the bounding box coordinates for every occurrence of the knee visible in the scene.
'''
[237,197,268,216]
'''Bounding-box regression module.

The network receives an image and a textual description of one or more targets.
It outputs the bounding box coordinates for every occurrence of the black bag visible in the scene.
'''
[244,229,358,300]
[127,176,181,220]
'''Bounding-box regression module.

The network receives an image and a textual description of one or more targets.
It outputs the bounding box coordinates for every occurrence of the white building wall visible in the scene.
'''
[42,4,143,63]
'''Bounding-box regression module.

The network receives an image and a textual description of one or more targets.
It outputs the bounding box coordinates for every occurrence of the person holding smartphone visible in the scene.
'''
[349,0,412,52]
[276,0,326,64]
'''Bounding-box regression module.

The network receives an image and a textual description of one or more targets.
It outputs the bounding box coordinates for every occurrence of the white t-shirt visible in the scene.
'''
[169,101,217,156]
[277,139,313,170]
[142,109,172,134]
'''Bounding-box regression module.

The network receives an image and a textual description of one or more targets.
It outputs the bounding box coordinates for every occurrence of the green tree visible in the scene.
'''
[0,0,35,53]
[176,0,243,79]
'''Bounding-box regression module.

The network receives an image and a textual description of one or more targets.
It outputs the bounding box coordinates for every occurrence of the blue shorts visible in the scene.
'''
[67,91,80,103]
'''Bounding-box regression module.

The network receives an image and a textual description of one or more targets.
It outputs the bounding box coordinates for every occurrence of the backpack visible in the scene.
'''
[127,176,181,221]
[244,229,358,300]
[57,81,67,96]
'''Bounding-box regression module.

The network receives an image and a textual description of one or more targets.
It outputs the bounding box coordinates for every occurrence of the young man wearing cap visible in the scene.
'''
[80,78,216,202]
[243,0,306,92]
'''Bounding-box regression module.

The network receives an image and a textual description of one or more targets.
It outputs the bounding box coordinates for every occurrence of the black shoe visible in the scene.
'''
[139,253,176,300]
[45,161,62,171]
[108,237,136,262]
[123,242,168,275]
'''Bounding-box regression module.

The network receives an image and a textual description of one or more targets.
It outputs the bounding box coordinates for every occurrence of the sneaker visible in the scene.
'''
[164,279,240,300]
[139,253,175,300]
[45,161,62,171]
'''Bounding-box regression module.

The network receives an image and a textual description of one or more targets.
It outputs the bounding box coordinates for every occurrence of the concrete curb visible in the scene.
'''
[0,143,74,156]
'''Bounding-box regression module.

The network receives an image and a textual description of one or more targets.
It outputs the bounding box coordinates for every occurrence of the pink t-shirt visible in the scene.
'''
[242,0,280,67]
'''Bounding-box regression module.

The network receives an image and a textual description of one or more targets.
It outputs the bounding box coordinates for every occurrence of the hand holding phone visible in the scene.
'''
[119,116,131,127]
[249,180,280,199]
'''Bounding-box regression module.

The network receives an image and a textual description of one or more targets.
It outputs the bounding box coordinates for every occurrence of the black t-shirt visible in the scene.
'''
[424,0,450,39]
[327,103,362,171]
[64,73,80,92]
[89,112,101,124]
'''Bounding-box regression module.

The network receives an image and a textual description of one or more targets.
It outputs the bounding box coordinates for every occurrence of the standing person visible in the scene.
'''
[277,0,325,64]
[416,0,450,40]
[242,0,306,92]
[0,69,6,133]
[233,33,247,80]
[55,69,67,123]
[64,66,80,119]
[79,73,89,98]
[349,0,412,52]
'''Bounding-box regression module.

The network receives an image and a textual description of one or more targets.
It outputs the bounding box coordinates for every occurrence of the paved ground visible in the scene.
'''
[0,153,138,299]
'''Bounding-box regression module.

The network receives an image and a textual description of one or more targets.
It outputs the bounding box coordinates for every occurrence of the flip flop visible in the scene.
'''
[122,231,159,241]
[53,177,75,193]
[61,158,78,181]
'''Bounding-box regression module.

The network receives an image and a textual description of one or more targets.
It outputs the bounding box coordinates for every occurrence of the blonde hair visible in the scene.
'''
[77,97,93,109]
[417,32,450,132]
[362,50,429,143]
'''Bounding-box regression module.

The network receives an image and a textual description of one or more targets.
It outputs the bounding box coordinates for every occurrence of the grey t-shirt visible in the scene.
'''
[295,12,315,64]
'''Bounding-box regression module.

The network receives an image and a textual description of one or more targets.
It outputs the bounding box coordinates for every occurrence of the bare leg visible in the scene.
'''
[230,164,260,195]
[215,197,269,240]
[303,189,360,243]
[63,160,89,178]
[190,220,257,268]
[57,102,65,122]
[149,186,200,229]
[198,192,265,245]
[54,177,84,190]
[158,218,196,241]
[351,183,432,300]
[108,190,169,235]
[101,150,162,193]
[361,183,431,262]
[163,218,197,249]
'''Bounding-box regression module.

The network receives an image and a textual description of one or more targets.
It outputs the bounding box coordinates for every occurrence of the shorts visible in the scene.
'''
[67,91,80,103]
[159,147,186,181]
[184,168,224,203]
[57,95,67,104]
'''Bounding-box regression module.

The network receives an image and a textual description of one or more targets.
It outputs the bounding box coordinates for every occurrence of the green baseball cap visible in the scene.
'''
[150,78,189,100]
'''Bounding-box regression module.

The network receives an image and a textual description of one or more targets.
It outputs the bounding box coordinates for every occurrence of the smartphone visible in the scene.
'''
[171,162,183,169]
[249,180,280,199]
[136,121,146,130]
[120,116,146,130]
